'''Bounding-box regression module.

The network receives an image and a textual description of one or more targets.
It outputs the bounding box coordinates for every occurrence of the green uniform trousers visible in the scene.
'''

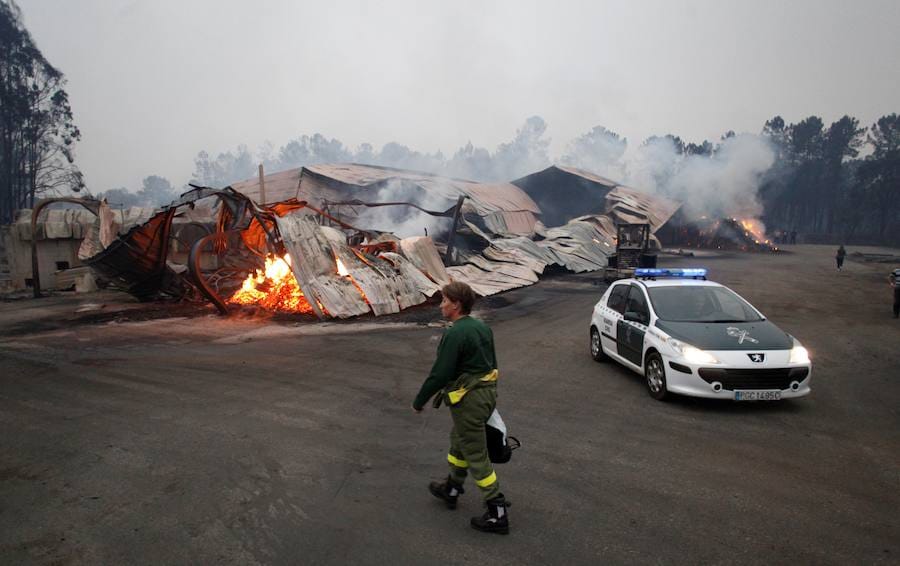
[446,384,501,500]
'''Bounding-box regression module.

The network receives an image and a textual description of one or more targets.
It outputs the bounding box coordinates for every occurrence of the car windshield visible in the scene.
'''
[647,285,764,323]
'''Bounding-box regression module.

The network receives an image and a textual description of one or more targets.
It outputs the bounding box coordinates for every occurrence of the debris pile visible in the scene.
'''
[21,162,683,317]
[659,216,778,252]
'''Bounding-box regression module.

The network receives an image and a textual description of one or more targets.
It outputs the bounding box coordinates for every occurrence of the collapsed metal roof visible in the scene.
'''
[25,163,683,317]
[512,165,680,231]
[231,163,542,237]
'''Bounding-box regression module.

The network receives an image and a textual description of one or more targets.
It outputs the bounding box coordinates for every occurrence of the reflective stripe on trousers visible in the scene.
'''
[447,384,501,500]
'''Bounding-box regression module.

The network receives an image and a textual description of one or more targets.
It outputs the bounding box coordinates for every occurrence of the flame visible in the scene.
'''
[227,252,370,314]
[228,253,315,314]
[336,257,349,277]
[682,217,777,252]
[738,218,767,244]
[334,255,369,304]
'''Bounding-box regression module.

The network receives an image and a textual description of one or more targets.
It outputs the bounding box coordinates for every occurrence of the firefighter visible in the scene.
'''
[412,281,509,534]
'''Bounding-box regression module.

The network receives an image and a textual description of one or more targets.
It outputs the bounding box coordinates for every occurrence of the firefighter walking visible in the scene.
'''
[412,281,510,534]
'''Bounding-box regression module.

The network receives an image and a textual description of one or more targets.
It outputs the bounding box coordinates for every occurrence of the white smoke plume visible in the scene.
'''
[558,126,777,234]
[625,136,682,197]
[560,126,628,181]
[663,135,775,220]
[349,178,459,238]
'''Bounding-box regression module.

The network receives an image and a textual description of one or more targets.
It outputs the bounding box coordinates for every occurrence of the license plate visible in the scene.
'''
[734,390,782,401]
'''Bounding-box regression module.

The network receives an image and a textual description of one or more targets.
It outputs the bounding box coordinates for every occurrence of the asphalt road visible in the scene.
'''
[1,245,898,564]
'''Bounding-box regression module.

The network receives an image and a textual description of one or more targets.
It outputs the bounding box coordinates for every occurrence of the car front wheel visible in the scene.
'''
[644,352,668,400]
[590,327,608,362]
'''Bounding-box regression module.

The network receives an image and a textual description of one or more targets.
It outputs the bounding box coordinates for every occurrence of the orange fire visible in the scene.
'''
[336,257,349,276]
[334,255,369,304]
[228,253,315,314]
[735,218,770,245]
[228,253,369,314]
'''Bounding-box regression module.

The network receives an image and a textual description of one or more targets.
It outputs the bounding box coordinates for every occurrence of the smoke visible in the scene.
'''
[350,178,459,238]
[557,126,776,229]
[626,136,682,197]
[560,126,628,181]
[192,116,552,187]
[191,119,775,230]
[616,134,776,223]
[666,134,775,220]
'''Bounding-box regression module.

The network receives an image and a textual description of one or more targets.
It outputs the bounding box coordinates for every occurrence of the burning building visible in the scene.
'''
[23,162,683,318]
[511,165,680,232]
[510,165,775,253]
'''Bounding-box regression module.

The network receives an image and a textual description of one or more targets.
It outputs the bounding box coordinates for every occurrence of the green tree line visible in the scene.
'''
[760,114,899,244]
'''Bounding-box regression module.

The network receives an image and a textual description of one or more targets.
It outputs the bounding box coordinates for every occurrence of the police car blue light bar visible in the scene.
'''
[635,268,707,279]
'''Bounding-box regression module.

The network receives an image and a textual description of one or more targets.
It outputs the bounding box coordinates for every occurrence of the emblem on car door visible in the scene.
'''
[748,353,765,363]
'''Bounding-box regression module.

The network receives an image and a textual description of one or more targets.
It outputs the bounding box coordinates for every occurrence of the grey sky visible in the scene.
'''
[17,0,900,192]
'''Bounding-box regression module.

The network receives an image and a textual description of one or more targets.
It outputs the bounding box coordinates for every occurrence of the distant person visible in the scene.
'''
[413,281,510,534]
[790,230,798,245]
[891,268,900,319]
[835,245,846,271]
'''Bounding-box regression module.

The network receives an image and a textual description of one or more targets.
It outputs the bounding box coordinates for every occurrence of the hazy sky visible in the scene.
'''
[16,0,900,192]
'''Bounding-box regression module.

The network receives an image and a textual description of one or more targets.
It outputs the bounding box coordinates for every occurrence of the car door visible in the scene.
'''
[601,283,630,353]
[616,284,650,367]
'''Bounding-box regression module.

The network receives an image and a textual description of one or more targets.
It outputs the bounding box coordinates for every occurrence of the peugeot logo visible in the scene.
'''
[727,327,759,344]
[748,353,765,363]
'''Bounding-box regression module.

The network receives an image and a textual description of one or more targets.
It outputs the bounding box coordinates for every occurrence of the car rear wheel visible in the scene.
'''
[590,327,608,362]
[644,352,668,400]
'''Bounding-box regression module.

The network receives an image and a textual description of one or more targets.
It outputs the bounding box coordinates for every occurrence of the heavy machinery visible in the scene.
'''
[606,223,657,280]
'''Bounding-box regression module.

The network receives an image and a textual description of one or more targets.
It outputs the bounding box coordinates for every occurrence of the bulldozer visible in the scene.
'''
[606,223,658,280]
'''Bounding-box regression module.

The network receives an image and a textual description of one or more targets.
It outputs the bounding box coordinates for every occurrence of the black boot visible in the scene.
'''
[470,494,509,534]
[429,476,464,509]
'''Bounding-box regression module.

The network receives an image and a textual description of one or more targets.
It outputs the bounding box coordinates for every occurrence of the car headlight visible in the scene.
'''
[667,337,720,365]
[789,341,810,364]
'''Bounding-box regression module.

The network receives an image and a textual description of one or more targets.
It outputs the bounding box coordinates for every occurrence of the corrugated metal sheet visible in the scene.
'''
[553,165,619,189]
[231,163,541,235]
[606,186,680,232]
[275,214,445,319]
[399,236,450,286]
[275,214,370,319]
[511,165,680,234]
[482,210,540,236]
[230,168,302,204]
[456,181,540,214]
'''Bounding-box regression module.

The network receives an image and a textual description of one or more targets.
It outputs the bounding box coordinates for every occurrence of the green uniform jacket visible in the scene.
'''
[413,316,497,410]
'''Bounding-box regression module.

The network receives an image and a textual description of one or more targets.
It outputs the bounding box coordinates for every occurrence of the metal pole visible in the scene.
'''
[258,164,266,204]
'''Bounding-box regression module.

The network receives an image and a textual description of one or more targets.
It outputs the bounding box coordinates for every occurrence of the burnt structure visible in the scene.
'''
[22,162,683,318]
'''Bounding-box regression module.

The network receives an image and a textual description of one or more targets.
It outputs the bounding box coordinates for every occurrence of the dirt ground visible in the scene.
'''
[1,244,898,565]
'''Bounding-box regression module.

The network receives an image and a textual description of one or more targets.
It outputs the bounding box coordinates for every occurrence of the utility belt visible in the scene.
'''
[432,369,498,408]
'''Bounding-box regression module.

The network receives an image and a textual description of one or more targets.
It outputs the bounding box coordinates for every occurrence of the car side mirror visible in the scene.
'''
[624,311,645,324]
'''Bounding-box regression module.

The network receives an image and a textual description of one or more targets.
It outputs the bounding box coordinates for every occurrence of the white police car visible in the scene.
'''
[589,268,812,401]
